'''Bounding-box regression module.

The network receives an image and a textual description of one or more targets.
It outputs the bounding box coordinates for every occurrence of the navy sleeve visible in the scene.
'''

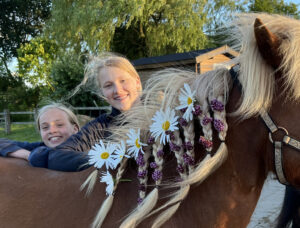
[28,146,89,171]
[0,138,43,157]
[28,115,107,171]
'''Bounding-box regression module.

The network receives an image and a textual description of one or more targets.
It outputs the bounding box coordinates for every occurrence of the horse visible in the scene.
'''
[1,13,300,228]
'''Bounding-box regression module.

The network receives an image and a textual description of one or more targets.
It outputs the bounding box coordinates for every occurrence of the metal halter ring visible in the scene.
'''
[269,127,289,143]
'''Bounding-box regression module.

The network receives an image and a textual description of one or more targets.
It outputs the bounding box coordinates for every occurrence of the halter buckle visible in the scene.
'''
[268,127,289,143]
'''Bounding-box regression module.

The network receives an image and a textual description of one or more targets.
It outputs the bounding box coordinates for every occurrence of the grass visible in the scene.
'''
[0,124,41,142]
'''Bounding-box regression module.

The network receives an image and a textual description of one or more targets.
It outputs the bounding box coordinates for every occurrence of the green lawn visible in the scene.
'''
[0,124,40,142]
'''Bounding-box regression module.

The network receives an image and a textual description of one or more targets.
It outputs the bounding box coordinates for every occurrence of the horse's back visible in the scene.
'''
[0,157,100,228]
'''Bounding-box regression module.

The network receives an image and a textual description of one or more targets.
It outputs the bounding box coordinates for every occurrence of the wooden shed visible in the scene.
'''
[132,45,238,84]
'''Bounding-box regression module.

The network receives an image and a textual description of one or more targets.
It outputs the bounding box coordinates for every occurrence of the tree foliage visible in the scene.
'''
[17,37,58,88]
[248,0,299,18]
[47,0,241,59]
[49,52,104,108]
[0,0,51,75]
[0,62,41,111]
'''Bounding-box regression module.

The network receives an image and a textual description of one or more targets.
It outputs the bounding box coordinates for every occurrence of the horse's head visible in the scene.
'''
[254,17,300,187]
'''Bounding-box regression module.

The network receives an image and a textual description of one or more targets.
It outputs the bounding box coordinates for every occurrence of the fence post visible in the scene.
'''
[4,109,11,134]
[33,108,38,122]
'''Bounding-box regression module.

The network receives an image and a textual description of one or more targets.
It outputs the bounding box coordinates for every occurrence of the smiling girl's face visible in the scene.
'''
[99,66,141,111]
[39,108,79,148]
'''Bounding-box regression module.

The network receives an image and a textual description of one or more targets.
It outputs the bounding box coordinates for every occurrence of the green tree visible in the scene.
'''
[0,0,51,76]
[248,0,299,18]
[0,61,42,112]
[50,52,103,108]
[17,37,58,88]
[47,0,242,59]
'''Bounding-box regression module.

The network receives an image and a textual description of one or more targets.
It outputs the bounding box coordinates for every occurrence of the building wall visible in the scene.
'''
[198,54,231,74]
[137,65,195,86]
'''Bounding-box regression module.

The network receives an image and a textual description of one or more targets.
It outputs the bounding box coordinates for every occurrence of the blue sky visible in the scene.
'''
[286,0,300,6]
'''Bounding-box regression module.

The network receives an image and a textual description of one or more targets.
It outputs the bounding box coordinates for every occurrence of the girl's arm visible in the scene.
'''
[0,138,43,158]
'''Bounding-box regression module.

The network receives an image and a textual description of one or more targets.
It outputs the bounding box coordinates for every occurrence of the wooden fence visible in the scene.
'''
[0,106,111,134]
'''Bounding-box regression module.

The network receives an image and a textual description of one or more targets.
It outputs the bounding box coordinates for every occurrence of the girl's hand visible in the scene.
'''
[8,149,30,161]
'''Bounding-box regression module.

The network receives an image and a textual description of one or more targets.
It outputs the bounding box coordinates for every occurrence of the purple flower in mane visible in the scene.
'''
[199,136,213,149]
[180,107,187,113]
[214,119,225,132]
[176,164,185,173]
[192,105,202,116]
[138,184,146,192]
[165,131,175,141]
[147,136,155,145]
[157,149,164,158]
[170,132,175,141]
[178,117,188,127]
[137,170,147,178]
[152,170,162,181]
[165,130,171,135]
[136,152,145,167]
[184,141,194,151]
[183,153,195,166]
[211,99,224,112]
[169,142,181,152]
[137,197,143,204]
[150,162,158,169]
[202,116,213,125]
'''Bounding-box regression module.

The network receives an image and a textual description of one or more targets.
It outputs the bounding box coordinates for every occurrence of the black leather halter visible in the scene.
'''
[229,66,300,185]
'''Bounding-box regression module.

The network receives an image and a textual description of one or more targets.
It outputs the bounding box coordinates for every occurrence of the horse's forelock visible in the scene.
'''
[230,13,300,118]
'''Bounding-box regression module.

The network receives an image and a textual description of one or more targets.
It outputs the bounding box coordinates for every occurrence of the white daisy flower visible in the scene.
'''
[126,129,147,159]
[100,171,114,195]
[88,140,119,170]
[111,140,130,164]
[175,83,196,121]
[150,108,179,145]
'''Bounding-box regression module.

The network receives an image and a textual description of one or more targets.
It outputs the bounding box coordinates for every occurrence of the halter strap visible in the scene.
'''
[283,135,300,151]
[260,108,300,185]
[260,109,300,152]
[259,109,289,184]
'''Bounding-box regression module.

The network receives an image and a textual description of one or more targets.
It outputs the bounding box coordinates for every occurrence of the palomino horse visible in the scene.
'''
[1,13,300,228]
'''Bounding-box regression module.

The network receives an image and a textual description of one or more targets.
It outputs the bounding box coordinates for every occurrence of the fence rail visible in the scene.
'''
[0,106,111,134]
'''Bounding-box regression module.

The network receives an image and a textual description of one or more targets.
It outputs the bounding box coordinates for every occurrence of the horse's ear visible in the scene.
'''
[254,18,282,69]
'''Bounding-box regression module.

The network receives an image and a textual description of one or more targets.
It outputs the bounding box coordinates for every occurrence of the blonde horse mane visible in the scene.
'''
[85,13,300,228]
[229,13,300,118]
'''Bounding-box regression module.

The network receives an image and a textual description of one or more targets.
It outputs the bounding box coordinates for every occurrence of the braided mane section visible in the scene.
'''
[89,67,232,227]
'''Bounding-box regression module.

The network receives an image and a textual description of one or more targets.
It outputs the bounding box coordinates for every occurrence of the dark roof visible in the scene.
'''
[132,48,215,67]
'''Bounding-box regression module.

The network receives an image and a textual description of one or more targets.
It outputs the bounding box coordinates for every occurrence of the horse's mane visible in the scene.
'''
[86,13,300,228]
[230,13,300,118]
[97,67,231,228]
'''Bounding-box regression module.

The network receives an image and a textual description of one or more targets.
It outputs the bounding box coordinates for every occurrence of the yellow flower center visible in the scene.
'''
[162,121,170,131]
[187,97,193,105]
[101,152,109,159]
[135,138,141,148]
